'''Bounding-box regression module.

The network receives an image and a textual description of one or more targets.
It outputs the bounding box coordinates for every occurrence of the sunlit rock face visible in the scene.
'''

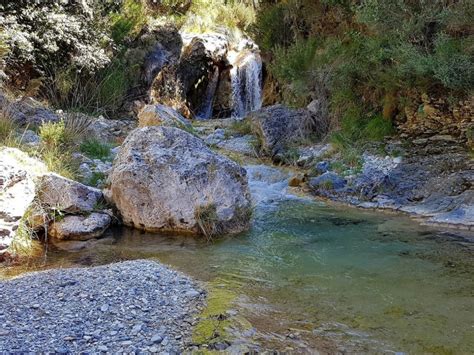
[0,148,47,253]
[106,126,252,236]
[150,31,263,120]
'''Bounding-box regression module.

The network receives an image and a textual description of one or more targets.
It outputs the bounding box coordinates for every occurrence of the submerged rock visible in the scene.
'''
[106,126,252,236]
[49,213,111,241]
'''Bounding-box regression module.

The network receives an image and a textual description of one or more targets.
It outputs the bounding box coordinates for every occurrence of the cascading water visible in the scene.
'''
[230,50,263,118]
[196,66,220,120]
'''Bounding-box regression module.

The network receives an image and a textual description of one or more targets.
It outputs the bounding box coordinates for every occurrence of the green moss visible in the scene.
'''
[193,278,253,348]
[192,281,236,345]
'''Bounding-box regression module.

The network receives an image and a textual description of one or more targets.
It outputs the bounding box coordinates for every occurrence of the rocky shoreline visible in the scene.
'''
[193,111,473,232]
[0,260,205,353]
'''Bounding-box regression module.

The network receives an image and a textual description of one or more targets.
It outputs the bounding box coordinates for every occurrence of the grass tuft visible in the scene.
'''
[195,203,221,242]
[80,139,112,160]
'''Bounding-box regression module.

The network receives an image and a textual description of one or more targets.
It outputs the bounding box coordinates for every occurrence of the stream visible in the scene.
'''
[2,165,473,353]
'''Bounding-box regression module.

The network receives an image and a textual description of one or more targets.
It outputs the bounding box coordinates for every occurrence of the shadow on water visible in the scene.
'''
[2,165,473,353]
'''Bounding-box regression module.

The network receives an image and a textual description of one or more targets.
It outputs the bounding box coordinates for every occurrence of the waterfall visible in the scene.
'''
[230,50,263,118]
[196,66,219,120]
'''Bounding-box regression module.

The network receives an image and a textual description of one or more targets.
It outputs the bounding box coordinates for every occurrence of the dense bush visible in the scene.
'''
[181,0,257,35]
[254,0,474,144]
[0,2,111,76]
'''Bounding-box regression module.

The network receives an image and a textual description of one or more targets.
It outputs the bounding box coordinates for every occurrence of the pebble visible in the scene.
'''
[151,334,163,344]
[0,260,204,353]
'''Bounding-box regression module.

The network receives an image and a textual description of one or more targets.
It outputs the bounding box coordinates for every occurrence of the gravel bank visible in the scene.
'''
[0,260,205,353]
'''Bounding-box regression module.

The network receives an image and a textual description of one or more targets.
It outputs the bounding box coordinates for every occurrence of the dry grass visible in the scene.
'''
[195,202,221,241]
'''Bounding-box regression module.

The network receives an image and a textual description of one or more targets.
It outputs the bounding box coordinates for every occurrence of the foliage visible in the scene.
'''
[109,0,147,44]
[39,145,79,180]
[80,139,112,160]
[0,109,17,143]
[229,118,252,136]
[38,120,67,148]
[181,0,257,34]
[255,0,474,146]
[269,39,318,105]
[43,60,130,117]
[88,171,107,187]
[36,115,91,179]
[0,2,111,75]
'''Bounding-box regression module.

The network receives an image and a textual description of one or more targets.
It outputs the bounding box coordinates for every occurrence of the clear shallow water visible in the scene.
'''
[3,165,473,353]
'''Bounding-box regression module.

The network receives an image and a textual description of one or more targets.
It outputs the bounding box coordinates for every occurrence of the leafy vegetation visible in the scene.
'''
[254,0,474,146]
[185,0,256,33]
[80,139,112,160]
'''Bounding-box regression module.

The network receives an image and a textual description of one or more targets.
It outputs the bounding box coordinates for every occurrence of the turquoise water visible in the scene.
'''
[4,166,473,352]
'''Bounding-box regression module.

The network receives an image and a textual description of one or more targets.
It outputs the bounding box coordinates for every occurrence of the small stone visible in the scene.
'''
[121,340,133,346]
[100,304,109,312]
[185,290,200,298]
[288,174,304,187]
[31,304,40,309]
[98,345,108,352]
[149,346,159,353]
[131,324,142,335]
[151,334,163,344]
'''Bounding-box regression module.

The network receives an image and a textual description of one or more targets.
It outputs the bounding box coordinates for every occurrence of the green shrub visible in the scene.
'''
[88,171,107,187]
[0,112,17,143]
[80,139,112,160]
[1,2,110,76]
[269,39,318,105]
[182,0,256,34]
[109,0,147,44]
[431,35,474,91]
[38,121,66,148]
[254,4,292,51]
[364,115,394,141]
[256,0,474,148]
[44,60,130,117]
[38,145,79,180]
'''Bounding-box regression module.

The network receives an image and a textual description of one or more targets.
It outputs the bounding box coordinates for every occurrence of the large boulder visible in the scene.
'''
[138,104,191,129]
[106,126,252,236]
[36,174,103,213]
[249,104,314,160]
[0,148,47,253]
[1,97,59,127]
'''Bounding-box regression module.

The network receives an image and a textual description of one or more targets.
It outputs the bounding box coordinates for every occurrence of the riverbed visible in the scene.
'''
[2,165,473,353]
